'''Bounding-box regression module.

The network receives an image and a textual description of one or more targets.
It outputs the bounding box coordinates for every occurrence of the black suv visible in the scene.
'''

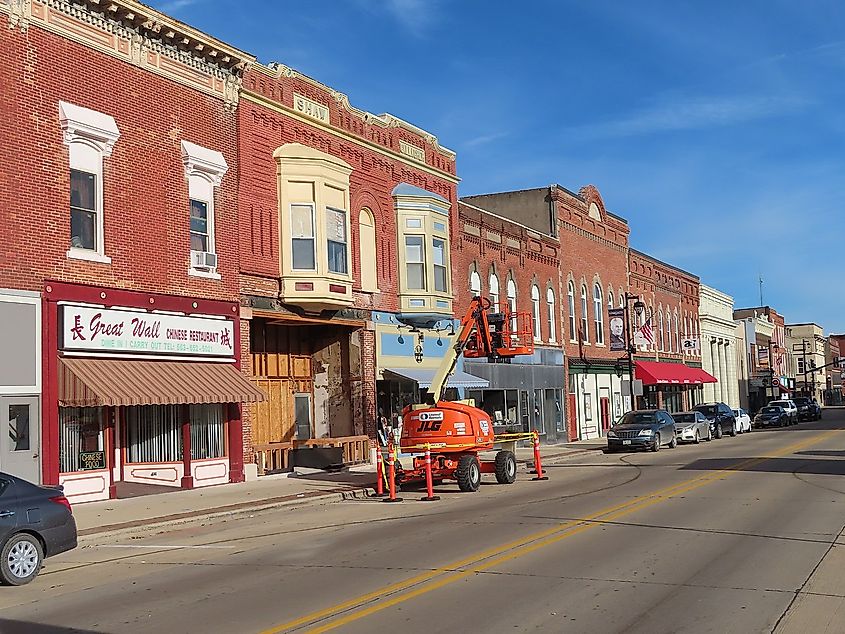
[692,402,737,439]
[792,397,822,421]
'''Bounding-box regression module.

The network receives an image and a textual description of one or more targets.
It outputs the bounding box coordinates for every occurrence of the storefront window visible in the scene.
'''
[190,404,225,460]
[127,405,181,463]
[533,389,544,434]
[59,407,104,473]
[520,391,529,432]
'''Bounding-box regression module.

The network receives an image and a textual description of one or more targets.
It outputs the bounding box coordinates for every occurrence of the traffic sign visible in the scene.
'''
[771,377,781,387]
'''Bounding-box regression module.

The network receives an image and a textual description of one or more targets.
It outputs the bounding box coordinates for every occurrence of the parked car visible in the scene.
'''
[791,397,821,421]
[754,405,790,428]
[0,473,77,585]
[768,399,798,424]
[607,410,677,452]
[732,408,752,433]
[671,411,712,443]
[693,402,738,438]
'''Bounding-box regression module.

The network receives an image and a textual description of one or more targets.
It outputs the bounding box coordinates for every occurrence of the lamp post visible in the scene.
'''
[623,293,646,410]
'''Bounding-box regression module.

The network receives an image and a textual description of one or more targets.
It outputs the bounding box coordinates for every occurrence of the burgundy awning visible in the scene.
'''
[634,361,717,386]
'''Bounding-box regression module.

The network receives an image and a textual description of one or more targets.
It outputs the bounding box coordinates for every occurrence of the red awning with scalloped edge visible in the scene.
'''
[634,361,717,385]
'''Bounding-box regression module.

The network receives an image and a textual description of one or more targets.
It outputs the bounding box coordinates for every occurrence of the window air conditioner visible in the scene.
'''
[191,250,218,269]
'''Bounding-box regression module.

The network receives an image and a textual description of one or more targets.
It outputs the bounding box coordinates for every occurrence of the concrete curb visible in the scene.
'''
[78,486,376,544]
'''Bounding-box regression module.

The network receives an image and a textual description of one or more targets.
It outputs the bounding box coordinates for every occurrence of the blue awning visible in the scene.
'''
[384,368,489,389]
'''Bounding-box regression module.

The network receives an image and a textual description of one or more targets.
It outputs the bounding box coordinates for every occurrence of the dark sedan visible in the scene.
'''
[754,406,790,428]
[0,473,77,585]
[607,409,677,452]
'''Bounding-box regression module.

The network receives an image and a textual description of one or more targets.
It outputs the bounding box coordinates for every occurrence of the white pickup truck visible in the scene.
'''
[768,399,798,424]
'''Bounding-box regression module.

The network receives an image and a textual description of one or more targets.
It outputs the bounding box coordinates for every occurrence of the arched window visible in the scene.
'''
[358,209,378,292]
[568,281,576,342]
[674,312,680,353]
[531,285,541,341]
[580,285,589,342]
[658,310,665,351]
[619,293,625,311]
[507,278,517,333]
[489,273,500,312]
[666,309,673,352]
[547,288,557,343]
[593,283,604,344]
[469,269,481,296]
[607,287,614,310]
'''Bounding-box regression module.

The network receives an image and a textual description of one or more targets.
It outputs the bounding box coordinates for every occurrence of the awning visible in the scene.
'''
[635,361,717,386]
[384,368,489,389]
[58,357,267,407]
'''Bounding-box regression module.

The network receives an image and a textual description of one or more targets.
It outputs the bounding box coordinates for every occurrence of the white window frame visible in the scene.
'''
[580,285,590,344]
[182,140,227,279]
[506,278,517,334]
[659,310,665,351]
[60,101,120,264]
[593,283,604,345]
[291,203,318,272]
[326,206,349,275]
[568,281,577,342]
[531,285,541,342]
[470,269,482,296]
[405,235,426,290]
[489,273,500,312]
[358,209,379,292]
[666,310,673,352]
[546,287,556,343]
[432,238,448,293]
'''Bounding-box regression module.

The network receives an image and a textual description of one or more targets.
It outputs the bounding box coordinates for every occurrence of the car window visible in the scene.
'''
[762,406,781,414]
[769,401,787,408]
[673,414,694,423]
[619,412,658,425]
[695,405,718,416]
[0,479,10,498]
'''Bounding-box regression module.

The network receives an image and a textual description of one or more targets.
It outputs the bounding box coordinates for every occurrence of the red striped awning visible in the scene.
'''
[58,357,267,407]
[634,361,717,386]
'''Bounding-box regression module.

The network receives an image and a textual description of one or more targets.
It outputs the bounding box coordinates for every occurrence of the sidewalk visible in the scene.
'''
[73,439,606,539]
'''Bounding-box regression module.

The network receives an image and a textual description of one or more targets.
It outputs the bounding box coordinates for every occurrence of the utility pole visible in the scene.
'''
[758,274,764,306]
[801,339,809,397]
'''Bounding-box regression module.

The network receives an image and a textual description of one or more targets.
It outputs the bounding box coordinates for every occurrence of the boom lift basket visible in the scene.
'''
[465,311,534,360]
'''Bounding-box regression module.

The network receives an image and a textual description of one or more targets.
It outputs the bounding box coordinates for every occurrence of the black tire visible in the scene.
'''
[705,427,713,441]
[730,426,737,437]
[456,455,481,492]
[651,433,661,452]
[694,430,700,444]
[494,450,517,484]
[715,424,723,439]
[1,533,43,586]
[668,433,677,449]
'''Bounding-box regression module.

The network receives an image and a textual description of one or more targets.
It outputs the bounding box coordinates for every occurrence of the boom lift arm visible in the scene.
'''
[425,296,532,403]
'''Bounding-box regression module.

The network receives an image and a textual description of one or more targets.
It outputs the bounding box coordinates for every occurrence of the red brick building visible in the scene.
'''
[237,62,460,465]
[0,0,262,501]
[629,250,706,411]
[452,201,565,442]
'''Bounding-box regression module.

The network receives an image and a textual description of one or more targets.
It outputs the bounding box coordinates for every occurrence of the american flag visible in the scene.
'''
[637,319,655,346]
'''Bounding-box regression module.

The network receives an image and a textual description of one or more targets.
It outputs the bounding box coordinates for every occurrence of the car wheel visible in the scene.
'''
[652,433,661,452]
[730,424,737,437]
[669,433,677,449]
[706,427,712,441]
[694,430,700,444]
[715,424,723,439]
[1,533,43,586]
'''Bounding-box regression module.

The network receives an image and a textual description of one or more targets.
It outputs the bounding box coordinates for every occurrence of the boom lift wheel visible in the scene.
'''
[494,450,517,484]
[456,454,482,492]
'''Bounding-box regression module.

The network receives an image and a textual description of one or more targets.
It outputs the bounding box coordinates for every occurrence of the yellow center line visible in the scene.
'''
[262,428,841,634]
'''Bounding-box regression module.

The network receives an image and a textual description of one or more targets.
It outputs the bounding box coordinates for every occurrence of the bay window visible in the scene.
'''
[291,203,317,270]
[433,238,448,292]
[405,236,426,290]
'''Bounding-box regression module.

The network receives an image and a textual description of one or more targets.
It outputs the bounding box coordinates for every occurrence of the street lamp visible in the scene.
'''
[623,293,646,409]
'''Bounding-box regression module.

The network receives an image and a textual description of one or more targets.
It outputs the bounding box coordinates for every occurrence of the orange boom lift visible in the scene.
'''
[397,296,534,492]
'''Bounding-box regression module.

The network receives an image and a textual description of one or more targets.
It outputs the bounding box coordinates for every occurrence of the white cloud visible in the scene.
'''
[352,0,439,37]
[571,93,810,139]
[463,131,508,149]
[157,0,202,13]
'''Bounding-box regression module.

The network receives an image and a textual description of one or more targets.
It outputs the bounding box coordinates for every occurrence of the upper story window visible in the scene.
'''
[506,278,518,333]
[674,313,680,352]
[659,310,665,351]
[326,207,348,274]
[392,184,452,316]
[531,284,541,342]
[607,289,614,310]
[60,101,120,265]
[580,285,589,343]
[666,310,673,352]
[275,144,353,281]
[593,283,604,345]
[182,141,228,278]
[405,236,426,289]
[358,209,378,292]
[490,273,500,312]
[470,269,481,296]
[568,281,576,342]
[547,288,557,343]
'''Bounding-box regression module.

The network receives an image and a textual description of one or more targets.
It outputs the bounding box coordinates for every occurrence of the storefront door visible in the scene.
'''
[0,396,40,483]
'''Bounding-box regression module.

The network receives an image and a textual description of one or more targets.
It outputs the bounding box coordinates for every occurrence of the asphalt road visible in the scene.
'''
[3,415,845,634]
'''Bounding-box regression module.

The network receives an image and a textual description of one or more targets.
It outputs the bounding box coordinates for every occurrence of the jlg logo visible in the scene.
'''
[416,420,443,432]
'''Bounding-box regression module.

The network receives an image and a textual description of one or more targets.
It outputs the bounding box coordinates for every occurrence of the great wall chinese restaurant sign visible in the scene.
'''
[60,306,235,358]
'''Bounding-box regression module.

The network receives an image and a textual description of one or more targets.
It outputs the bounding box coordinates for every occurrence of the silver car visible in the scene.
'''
[672,411,712,444]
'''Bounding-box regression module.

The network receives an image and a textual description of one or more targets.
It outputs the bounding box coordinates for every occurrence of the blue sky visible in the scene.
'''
[154,0,845,332]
